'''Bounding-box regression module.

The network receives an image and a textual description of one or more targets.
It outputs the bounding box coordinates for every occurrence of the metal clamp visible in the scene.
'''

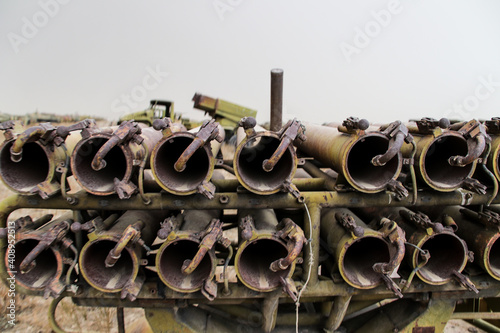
[91,121,142,171]
[240,215,256,241]
[399,210,446,233]
[182,219,228,275]
[238,116,258,137]
[386,179,409,200]
[462,177,487,195]
[372,121,412,167]
[449,120,490,167]
[340,117,369,133]
[460,207,500,228]
[19,221,71,273]
[453,270,479,293]
[10,123,56,163]
[54,119,96,145]
[335,212,364,238]
[373,218,405,276]
[262,118,305,172]
[174,119,223,172]
[157,215,182,240]
[105,221,148,268]
[269,218,307,272]
[415,117,450,134]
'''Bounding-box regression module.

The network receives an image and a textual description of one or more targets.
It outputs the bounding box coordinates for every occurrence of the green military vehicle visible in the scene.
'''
[118,100,175,127]
[118,95,257,138]
[192,92,257,138]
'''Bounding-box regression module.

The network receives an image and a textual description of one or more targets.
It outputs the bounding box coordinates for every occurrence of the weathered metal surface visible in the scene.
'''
[380,207,473,289]
[150,124,223,198]
[192,93,258,134]
[234,120,299,195]
[298,122,404,194]
[155,210,220,297]
[270,69,283,132]
[0,120,92,199]
[321,208,404,295]
[401,124,478,192]
[79,210,166,297]
[5,212,74,298]
[71,123,162,197]
[235,209,297,293]
[5,115,500,332]
[437,206,500,281]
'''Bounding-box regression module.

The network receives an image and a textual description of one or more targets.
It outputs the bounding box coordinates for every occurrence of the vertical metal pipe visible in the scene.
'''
[304,203,320,286]
[117,307,125,333]
[270,69,283,132]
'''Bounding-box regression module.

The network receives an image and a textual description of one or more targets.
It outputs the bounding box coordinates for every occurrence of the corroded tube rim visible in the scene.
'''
[155,235,217,293]
[418,132,476,192]
[71,133,134,196]
[151,132,215,196]
[343,132,403,193]
[6,235,63,291]
[79,236,139,293]
[337,233,392,289]
[411,231,468,285]
[0,140,58,194]
[234,234,295,292]
[234,131,297,195]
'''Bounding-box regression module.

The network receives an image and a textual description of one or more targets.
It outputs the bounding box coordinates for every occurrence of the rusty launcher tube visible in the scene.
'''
[401,118,488,192]
[79,210,166,300]
[71,121,163,198]
[150,119,224,199]
[383,207,476,291]
[297,119,407,195]
[0,121,91,198]
[234,209,305,297]
[484,118,500,183]
[437,206,500,281]
[155,210,226,300]
[320,208,405,297]
[4,212,76,298]
[233,117,305,197]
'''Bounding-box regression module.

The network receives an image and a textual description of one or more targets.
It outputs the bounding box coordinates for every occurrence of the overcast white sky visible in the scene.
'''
[1,0,500,125]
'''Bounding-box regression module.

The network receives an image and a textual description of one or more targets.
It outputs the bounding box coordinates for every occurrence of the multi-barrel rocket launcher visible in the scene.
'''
[4,77,500,331]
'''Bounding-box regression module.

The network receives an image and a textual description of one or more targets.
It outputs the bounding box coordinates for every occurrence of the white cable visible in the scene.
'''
[296,202,314,333]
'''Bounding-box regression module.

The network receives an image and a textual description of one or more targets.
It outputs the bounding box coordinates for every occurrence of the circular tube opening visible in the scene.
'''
[346,135,400,191]
[424,135,472,189]
[237,238,290,291]
[0,142,49,192]
[236,136,295,193]
[487,235,500,279]
[80,240,134,291]
[153,136,211,193]
[416,233,466,283]
[157,239,213,292]
[342,236,390,288]
[72,137,128,194]
[11,239,58,289]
